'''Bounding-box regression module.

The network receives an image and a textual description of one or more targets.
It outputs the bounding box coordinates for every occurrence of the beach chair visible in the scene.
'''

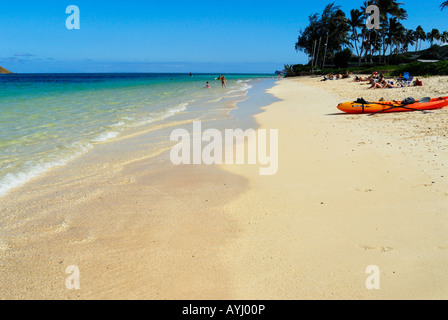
[405,76,414,87]
[396,72,412,86]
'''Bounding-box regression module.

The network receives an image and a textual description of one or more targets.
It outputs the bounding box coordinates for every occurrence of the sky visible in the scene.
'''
[0,0,447,73]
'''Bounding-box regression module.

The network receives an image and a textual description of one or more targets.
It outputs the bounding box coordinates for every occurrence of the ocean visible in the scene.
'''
[0,73,274,197]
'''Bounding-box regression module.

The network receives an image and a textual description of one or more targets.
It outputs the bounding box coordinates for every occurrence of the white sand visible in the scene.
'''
[0,76,447,299]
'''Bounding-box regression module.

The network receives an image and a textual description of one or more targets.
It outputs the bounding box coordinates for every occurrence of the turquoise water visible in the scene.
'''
[0,73,273,196]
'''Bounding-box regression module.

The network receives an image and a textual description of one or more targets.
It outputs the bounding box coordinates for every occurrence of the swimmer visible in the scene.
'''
[206,82,211,89]
[221,75,226,88]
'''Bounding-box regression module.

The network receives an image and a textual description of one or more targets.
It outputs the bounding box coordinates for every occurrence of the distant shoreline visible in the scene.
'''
[0,66,13,74]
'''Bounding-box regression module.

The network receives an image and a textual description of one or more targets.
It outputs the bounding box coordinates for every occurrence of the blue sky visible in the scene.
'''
[0,0,447,73]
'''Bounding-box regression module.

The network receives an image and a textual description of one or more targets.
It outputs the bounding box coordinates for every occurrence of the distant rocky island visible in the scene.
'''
[0,66,13,74]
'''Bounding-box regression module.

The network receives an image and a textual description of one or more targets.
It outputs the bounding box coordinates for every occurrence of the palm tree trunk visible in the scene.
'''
[315,37,322,69]
[322,34,329,69]
[311,40,317,67]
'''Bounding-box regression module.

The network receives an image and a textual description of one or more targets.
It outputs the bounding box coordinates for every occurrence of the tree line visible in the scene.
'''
[294,0,448,70]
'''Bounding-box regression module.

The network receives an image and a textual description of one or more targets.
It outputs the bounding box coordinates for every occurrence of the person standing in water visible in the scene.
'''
[206,82,210,89]
[221,75,226,88]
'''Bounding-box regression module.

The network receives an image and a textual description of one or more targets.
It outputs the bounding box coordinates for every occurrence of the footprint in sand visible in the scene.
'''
[121,176,137,184]
[0,240,10,252]
[359,245,393,252]
[412,184,433,188]
[355,188,373,193]
[412,185,447,196]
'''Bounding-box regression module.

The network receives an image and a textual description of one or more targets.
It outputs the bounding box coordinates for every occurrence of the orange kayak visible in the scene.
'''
[337,96,448,114]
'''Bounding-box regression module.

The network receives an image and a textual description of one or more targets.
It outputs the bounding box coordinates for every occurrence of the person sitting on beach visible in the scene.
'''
[353,76,369,82]
[206,82,211,89]
[342,70,351,79]
[414,78,423,86]
[353,75,369,82]
[369,75,387,88]
[336,73,343,80]
[369,75,402,89]
[359,71,380,84]
[321,73,335,81]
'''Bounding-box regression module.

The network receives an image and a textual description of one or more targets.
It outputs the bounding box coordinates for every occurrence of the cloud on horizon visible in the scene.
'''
[14,53,34,57]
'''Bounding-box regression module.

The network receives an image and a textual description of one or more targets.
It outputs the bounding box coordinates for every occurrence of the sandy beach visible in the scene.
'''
[222,76,448,299]
[1,76,447,300]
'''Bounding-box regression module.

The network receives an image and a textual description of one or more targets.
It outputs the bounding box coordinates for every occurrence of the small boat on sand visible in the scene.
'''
[337,96,448,114]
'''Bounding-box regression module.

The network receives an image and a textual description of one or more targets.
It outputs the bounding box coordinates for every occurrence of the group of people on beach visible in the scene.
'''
[322,70,422,90]
[353,71,403,89]
[368,73,401,89]
[217,75,227,88]
[206,75,227,89]
[321,70,351,81]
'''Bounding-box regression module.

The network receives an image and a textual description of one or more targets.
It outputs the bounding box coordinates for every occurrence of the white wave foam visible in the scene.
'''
[170,101,188,114]
[208,98,223,103]
[0,102,190,197]
[0,143,92,197]
[93,131,119,142]
[111,121,125,128]
[227,83,253,95]
[136,101,189,126]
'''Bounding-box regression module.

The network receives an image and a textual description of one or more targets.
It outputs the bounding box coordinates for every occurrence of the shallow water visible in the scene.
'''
[0,73,273,196]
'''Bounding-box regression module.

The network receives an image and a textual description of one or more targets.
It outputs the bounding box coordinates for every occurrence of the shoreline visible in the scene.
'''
[1,76,447,299]
[0,75,273,199]
[0,77,278,299]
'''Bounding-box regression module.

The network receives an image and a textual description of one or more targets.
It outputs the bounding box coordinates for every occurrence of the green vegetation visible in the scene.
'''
[392,61,448,76]
[286,0,448,77]
[334,49,352,68]
[284,60,448,77]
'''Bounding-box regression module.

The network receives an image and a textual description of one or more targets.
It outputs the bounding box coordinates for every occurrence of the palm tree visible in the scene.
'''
[385,17,405,60]
[323,5,350,67]
[441,1,448,10]
[283,64,294,77]
[359,26,371,63]
[427,29,441,47]
[373,0,408,62]
[403,29,416,53]
[295,13,321,58]
[347,9,364,64]
[295,3,350,68]
[360,1,375,63]
[415,26,426,51]
[440,31,448,44]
